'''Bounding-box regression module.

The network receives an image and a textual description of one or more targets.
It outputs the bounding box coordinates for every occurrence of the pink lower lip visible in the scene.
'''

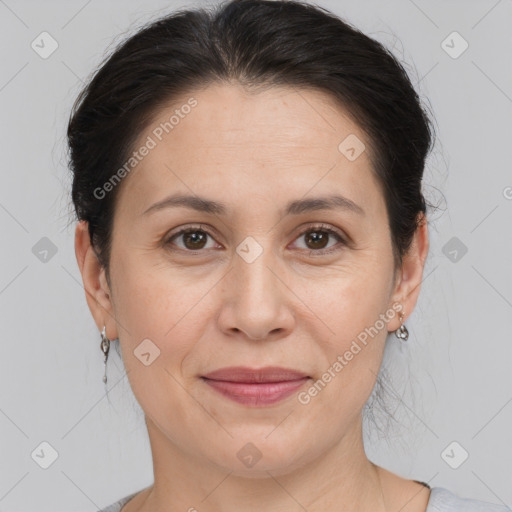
[202,377,309,406]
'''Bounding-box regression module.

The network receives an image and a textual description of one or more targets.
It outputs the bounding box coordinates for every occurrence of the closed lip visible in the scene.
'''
[201,366,309,383]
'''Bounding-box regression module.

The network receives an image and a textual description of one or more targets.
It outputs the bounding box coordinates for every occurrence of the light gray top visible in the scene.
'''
[98,486,511,512]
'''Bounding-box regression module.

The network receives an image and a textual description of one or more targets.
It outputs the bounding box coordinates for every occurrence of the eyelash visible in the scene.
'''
[164,223,347,257]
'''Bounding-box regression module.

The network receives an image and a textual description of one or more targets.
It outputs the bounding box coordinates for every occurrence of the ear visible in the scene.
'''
[74,220,118,340]
[388,213,429,331]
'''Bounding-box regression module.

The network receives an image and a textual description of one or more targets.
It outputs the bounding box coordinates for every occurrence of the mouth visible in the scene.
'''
[201,366,311,406]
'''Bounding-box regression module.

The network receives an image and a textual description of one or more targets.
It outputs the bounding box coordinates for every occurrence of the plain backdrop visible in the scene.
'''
[0,0,511,510]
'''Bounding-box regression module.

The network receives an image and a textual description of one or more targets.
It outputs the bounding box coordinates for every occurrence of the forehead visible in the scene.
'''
[115,83,385,222]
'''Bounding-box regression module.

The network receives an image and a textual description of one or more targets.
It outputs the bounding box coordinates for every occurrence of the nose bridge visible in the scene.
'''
[221,234,291,339]
[234,234,280,305]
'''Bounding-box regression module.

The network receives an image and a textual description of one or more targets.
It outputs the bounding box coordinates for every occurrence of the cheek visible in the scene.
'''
[112,263,206,421]
[294,258,393,342]
[295,263,391,403]
[111,257,197,360]
[301,289,388,426]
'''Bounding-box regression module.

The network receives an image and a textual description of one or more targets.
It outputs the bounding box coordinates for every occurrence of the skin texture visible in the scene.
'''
[75,83,430,512]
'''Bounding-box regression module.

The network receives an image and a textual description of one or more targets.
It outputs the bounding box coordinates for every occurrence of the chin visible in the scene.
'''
[205,434,316,479]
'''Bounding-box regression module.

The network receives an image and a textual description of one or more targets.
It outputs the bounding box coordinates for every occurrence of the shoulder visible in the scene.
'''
[97,491,140,512]
[97,486,512,512]
[427,487,511,512]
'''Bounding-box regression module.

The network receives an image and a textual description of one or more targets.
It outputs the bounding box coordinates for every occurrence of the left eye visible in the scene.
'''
[291,225,345,254]
[165,224,345,255]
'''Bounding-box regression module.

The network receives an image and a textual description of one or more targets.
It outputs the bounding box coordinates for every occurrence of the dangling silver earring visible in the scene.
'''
[394,311,409,341]
[100,325,111,384]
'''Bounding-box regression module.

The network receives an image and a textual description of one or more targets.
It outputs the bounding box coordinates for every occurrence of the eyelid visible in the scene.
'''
[164,222,348,255]
[289,222,347,256]
[164,223,222,253]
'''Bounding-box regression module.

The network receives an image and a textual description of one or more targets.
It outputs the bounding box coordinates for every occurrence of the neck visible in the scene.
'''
[135,414,387,512]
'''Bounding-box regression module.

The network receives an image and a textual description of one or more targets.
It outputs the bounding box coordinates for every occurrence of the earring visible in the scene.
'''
[394,310,409,341]
[100,325,111,384]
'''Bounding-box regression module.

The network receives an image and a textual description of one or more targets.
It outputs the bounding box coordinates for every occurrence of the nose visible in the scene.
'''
[217,243,295,342]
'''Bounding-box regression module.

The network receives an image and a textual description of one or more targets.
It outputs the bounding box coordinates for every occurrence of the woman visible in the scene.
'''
[68,0,510,511]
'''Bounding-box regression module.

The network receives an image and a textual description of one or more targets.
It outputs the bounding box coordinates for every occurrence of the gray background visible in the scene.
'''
[0,0,511,510]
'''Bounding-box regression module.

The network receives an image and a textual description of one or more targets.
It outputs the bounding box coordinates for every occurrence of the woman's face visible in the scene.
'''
[77,83,427,477]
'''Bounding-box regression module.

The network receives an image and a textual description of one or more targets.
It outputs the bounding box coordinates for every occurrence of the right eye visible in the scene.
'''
[164,225,220,253]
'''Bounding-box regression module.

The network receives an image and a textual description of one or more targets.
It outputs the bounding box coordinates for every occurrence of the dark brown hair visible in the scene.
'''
[67,0,436,286]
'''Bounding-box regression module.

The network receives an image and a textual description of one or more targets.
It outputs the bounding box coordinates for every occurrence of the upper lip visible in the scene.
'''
[202,366,309,383]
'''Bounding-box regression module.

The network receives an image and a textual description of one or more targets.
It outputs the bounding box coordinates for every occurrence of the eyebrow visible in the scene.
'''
[141,193,365,217]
